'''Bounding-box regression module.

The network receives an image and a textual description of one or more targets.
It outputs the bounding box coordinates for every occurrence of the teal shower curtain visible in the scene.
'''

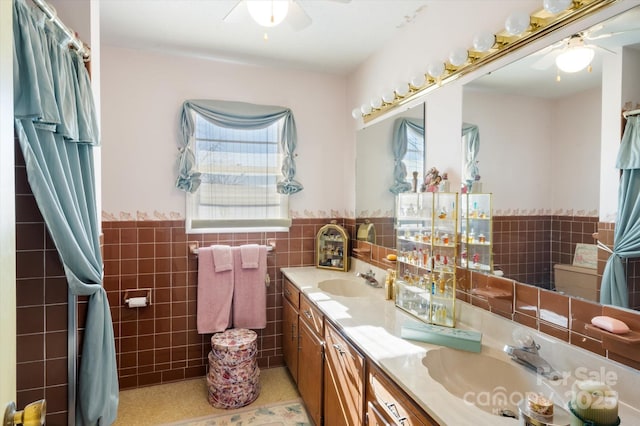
[13,0,118,424]
[389,118,424,194]
[600,116,640,308]
[177,99,303,195]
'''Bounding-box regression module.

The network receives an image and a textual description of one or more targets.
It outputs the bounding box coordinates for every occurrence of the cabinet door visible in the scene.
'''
[283,298,299,383]
[324,321,365,426]
[298,320,324,426]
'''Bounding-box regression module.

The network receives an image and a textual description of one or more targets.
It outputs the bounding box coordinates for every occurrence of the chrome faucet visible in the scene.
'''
[356,269,381,287]
[503,334,562,380]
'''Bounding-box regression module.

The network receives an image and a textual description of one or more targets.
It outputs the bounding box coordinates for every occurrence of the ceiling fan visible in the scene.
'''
[531,22,640,73]
[224,0,351,32]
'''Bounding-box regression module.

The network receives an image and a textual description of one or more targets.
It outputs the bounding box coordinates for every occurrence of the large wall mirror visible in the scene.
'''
[353,4,640,310]
[462,4,640,309]
[356,103,425,249]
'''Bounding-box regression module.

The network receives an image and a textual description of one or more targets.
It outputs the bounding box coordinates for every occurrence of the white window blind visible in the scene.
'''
[186,112,291,233]
[404,124,424,185]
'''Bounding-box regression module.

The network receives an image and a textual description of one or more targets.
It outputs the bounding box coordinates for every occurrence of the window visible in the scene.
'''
[186,111,291,233]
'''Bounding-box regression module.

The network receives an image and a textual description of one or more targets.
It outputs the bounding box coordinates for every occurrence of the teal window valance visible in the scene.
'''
[176,99,303,195]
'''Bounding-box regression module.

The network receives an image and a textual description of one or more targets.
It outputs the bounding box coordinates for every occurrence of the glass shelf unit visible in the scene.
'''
[460,193,493,274]
[316,221,349,272]
[395,192,458,327]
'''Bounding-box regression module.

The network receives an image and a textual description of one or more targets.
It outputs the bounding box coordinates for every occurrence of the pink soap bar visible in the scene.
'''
[591,316,630,334]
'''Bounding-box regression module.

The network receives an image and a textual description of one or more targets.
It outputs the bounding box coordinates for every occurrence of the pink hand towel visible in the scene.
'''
[240,244,260,269]
[197,246,234,334]
[232,245,267,330]
[212,245,233,272]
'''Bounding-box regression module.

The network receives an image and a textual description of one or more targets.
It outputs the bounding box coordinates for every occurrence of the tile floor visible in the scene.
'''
[113,367,300,426]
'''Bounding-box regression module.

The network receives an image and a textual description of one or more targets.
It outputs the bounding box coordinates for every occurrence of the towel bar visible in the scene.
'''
[188,242,274,255]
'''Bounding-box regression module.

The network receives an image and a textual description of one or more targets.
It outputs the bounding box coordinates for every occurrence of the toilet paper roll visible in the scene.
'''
[127,296,148,308]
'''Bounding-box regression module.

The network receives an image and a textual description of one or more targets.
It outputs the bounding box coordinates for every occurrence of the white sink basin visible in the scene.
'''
[317,278,379,298]
[423,347,559,418]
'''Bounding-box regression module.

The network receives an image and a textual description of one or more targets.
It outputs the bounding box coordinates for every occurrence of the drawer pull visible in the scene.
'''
[284,288,291,297]
[332,343,346,355]
[303,309,313,319]
[385,403,407,425]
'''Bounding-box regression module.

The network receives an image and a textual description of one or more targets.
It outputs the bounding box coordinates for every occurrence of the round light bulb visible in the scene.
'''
[555,46,594,73]
[371,97,383,109]
[427,62,445,79]
[410,74,426,88]
[505,11,530,36]
[543,0,572,14]
[395,83,410,97]
[246,1,289,27]
[351,108,361,119]
[360,104,372,115]
[448,48,469,67]
[473,31,495,52]
[382,90,396,104]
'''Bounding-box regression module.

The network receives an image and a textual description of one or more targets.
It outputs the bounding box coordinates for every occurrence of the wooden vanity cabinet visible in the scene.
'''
[283,297,299,383]
[283,279,324,425]
[283,279,300,383]
[324,320,365,426]
[298,314,324,425]
[366,361,437,426]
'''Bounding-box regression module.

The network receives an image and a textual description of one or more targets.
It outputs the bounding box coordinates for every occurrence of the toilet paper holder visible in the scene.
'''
[123,288,152,308]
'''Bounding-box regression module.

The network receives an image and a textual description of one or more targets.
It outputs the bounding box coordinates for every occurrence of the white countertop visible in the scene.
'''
[281,265,640,426]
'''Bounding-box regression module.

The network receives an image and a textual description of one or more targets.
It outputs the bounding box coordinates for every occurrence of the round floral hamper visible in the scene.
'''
[206,328,260,409]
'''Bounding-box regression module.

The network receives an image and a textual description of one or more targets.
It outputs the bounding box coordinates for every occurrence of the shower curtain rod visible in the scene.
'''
[623,108,640,118]
[31,0,91,60]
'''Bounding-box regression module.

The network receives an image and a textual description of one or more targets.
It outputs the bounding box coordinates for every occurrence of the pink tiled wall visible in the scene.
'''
[493,215,598,288]
[15,138,73,425]
[102,218,347,389]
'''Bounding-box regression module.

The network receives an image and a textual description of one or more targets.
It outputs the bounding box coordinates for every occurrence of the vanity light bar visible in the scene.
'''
[359,0,618,124]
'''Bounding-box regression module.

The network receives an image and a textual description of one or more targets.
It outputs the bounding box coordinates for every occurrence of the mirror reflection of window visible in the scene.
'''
[404,123,425,190]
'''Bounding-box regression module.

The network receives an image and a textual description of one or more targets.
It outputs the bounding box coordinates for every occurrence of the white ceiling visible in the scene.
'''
[99,0,429,75]
[99,1,640,97]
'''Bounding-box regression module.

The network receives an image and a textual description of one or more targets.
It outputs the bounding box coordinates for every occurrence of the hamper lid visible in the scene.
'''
[211,328,257,351]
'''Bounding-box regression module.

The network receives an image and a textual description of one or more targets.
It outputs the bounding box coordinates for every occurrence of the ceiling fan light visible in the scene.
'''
[247,0,289,27]
[555,46,595,73]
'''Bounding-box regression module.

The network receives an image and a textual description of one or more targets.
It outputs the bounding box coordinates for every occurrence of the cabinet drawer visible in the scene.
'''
[283,278,300,308]
[300,294,324,337]
[367,361,438,426]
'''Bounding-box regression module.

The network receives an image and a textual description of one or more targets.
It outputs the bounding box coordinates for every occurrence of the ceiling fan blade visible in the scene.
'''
[586,28,640,41]
[287,1,312,31]
[531,50,561,70]
[223,0,249,23]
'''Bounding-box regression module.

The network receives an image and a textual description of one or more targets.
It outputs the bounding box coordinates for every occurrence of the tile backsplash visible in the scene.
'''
[102,218,344,390]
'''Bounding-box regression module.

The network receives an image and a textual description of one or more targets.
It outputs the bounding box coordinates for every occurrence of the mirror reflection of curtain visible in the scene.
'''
[389,118,424,194]
[600,116,640,308]
[13,0,118,424]
[462,123,480,190]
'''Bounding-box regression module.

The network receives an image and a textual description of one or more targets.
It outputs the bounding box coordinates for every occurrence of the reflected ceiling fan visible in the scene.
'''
[224,0,351,32]
[532,24,640,74]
